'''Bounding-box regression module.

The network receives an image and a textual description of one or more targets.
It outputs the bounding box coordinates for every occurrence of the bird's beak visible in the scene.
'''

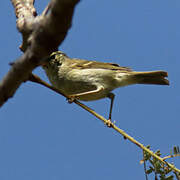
[39,56,51,67]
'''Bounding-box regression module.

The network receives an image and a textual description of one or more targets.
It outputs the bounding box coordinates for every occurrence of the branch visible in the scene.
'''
[11,0,37,51]
[163,154,180,161]
[29,74,180,175]
[0,0,80,107]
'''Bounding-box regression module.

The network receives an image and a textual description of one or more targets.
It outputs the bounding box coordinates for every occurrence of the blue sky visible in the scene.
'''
[0,0,180,179]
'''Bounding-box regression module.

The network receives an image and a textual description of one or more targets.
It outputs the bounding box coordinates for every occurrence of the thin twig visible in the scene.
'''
[29,73,180,175]
[143,150,149,180]
[174,171,180,180]
[163,154,180,161]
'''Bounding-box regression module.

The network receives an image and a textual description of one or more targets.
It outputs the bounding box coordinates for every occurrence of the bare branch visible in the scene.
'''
[0,49,41,105]
[163,154,180,161]
[29,73,180,175]
[11,0,37,50]
[11,0,36,19]
[29,0,80,55]
[0,0,80,107]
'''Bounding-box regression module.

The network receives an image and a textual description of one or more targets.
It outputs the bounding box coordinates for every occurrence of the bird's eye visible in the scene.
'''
[50,54,56,60]
[56,61,62,66]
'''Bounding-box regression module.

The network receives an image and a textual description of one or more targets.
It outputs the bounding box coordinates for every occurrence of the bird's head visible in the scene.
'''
[42,51,68,70]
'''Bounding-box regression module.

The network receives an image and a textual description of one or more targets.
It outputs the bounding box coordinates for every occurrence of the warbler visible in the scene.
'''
[42,51,169,121]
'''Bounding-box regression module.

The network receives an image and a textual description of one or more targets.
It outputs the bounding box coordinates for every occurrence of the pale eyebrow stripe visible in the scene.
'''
[83,62,93,66]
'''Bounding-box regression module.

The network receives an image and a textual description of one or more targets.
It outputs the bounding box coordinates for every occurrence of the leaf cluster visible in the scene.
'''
[143,146,180,180]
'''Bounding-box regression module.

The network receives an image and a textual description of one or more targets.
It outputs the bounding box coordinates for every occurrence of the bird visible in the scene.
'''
[42,51,169,122]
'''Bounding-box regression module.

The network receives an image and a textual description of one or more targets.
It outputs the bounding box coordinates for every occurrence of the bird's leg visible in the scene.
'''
[67,86,104,103]
[108,93,115,120]
[106,93,115,127]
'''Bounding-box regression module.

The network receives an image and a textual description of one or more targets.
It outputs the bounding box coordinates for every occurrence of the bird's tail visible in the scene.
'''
[130,71,169,85]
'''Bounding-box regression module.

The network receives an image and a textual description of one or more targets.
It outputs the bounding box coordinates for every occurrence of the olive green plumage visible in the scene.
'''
[42,51,169,120]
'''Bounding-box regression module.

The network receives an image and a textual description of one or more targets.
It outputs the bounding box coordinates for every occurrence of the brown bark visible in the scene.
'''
[0,0,80,107]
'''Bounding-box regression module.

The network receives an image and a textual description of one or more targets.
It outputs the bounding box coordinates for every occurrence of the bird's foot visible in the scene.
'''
[105,119,113,128]
[67,95,76,104]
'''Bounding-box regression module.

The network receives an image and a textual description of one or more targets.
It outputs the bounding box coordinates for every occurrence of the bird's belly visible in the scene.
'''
[53,80,109,101]
[49,69,117,101]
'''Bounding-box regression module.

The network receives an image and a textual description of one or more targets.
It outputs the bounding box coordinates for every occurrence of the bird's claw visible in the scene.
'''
[67,95,76,104]
[105,119,113,128]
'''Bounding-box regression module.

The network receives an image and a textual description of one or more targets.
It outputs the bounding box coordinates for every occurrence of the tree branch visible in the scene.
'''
[0,0,80,107]
[11,0,37,51]
[29,73,180,175]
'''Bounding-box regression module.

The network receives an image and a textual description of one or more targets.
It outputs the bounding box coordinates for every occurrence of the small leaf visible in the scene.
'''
[155,150,161,156]
[146,168,154,174]
[173,147,178,155]
[173,146,180,155]
[164,175,174,180]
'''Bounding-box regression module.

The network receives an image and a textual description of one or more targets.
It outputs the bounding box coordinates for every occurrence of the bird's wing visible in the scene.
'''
[69,58,132,72]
